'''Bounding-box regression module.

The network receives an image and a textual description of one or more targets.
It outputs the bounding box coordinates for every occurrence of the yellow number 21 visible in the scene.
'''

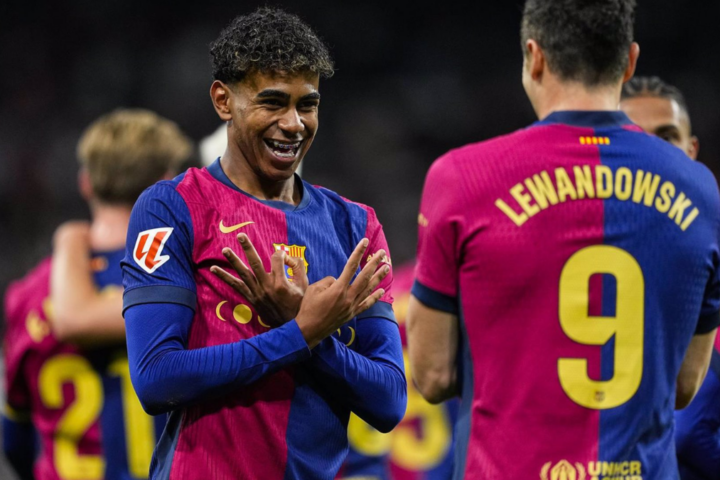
[558,245,644,410]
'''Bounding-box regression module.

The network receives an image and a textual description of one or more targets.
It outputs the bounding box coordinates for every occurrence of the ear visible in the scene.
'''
[622,42,640,83]
[78,168,93,201]
[210,80,234,122]
[525,39,545,81]
[688,136,699,160]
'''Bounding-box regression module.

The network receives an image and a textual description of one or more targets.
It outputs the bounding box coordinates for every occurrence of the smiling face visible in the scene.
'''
[213,70,321,183]
[620,95,698,159]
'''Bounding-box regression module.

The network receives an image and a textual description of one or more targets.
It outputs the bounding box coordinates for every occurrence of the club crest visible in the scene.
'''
[273,243,309,279]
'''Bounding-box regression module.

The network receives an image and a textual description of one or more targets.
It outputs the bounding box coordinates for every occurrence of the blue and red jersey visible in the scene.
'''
[341,262,457,480]
[413,111,720,480]
[3,250,164,480]
[674,334,720,479]
[121,159,405,480]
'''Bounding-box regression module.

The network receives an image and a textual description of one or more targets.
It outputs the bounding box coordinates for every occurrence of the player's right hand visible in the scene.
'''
[210,233,309,327]
[295,238,390,349]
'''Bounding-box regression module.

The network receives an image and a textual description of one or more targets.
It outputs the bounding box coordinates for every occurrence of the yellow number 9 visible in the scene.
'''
[558,245,644,409]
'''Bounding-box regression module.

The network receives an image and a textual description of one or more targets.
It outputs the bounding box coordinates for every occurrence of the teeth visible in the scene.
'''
[266,139,301,159]
[270,140,300,150]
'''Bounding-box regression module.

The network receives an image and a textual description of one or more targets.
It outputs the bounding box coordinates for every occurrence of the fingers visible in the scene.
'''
[287,255,309,290]
[222,248,257,288]
[348,249,387,298]
[353,288,386,316]
[237,233,268,282]
[210,266,254,299]
[271,249,286,281]
[364,264,390,297]
[337,238,369,287]
[311,276,336,292]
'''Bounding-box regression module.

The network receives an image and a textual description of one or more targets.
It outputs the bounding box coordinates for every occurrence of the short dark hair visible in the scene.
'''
[210,7,334,84]
[521,0,636,86]
[622,76,690,119]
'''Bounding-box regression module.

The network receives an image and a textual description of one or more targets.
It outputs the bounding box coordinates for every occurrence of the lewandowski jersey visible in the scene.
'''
[413,111,720,480]
[674,334,720,479]
[121,159,397,480]
[342,262,458,480]
[4,250,164,480]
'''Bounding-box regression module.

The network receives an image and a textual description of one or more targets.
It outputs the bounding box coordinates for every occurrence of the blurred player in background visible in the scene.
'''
[620,76,699,161]
[620,76,720,480]
[3,108,192,480]
[407,0,720,478]
[341,262,457,480]
[122,8,405,480]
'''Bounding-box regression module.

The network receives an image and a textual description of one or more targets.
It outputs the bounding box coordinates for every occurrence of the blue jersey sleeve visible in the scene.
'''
[308,312,407,433]
[122,182,197,312]
[675,354,720,478]
[125,303,311,415]
[698,249,720,334]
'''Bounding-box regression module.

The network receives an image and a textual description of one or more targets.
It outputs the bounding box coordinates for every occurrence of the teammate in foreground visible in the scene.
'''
[3,109,191,480]
[406,1,719,479]
[620,76,720,480]
[340,261,457,480]
[121,8,405,480]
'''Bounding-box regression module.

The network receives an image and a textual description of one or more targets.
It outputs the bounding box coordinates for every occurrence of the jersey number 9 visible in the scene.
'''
[558,245,645,410]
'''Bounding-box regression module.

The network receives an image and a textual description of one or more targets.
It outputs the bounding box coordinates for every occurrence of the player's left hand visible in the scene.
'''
[210,233,308,327]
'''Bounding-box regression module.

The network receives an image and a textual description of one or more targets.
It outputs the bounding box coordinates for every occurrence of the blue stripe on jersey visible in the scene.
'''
[452,298,473,480]
[281,185,369,479]
[282,367,350,480]
[595,126,718,479]
[150,410,183,480]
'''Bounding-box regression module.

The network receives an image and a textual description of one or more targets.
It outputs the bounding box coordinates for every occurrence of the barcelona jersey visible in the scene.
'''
[3,250,164,480]
[121,159,398,480]
[413,111,720,480]
[342,262,458,480]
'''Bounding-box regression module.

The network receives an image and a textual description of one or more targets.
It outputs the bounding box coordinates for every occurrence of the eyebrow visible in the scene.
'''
[255,90,321,101]
[653,124,681,134]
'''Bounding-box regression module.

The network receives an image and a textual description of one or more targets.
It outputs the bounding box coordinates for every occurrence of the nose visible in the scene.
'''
[278,108,305,136]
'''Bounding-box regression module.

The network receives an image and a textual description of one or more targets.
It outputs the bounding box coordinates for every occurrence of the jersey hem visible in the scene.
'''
[696,310,720,335]
[411,280,458,315]
[356,301,396,323]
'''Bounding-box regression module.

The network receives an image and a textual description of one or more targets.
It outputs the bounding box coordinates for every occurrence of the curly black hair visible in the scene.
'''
[521,0,636,86]
[210,7,334,83]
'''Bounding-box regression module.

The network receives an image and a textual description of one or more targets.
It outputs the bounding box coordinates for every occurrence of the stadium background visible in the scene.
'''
[1,0,718,477]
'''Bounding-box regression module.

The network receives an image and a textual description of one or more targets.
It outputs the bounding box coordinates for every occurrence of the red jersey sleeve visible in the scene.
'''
[413,153,465,313]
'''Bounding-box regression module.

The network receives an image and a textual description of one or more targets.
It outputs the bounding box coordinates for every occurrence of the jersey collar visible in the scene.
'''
[207,158,311,212]
[534,110,634,128]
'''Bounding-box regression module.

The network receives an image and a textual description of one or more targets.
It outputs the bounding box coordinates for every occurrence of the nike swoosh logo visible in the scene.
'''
[219,221,255,234]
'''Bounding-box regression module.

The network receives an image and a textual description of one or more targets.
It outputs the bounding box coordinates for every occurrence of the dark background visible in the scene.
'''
[1,1,718,477]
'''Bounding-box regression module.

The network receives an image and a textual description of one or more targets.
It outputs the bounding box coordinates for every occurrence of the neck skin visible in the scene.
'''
[531,79,623,121]
[88,203,132,251]
[220,145,300,205]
